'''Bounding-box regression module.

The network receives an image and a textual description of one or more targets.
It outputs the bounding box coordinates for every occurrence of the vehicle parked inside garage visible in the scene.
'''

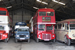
[0,7,12,42]
[33,8,56,42]
[55,19,75,45]
[14,22,30,42]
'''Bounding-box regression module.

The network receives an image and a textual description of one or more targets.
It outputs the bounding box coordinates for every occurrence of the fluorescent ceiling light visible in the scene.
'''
[37,0,48,5]
[6,6,12,9]
[42,2,48,5]
[52,0,65,5]
[33,7,39,9]
[37,0,41,2]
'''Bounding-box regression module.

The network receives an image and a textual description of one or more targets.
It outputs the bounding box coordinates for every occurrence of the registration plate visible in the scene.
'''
[20,38,25,40]
[44,39,50,41]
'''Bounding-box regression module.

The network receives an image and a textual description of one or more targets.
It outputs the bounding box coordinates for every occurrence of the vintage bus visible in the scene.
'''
[55,19,75,45]
[0,7,12,42]
[33,8,56,42]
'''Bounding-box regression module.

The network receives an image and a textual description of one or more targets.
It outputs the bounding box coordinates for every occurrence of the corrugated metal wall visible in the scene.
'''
[9,9,35,26]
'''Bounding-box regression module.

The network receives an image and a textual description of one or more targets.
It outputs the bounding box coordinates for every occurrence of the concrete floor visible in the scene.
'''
[0,38,75,50]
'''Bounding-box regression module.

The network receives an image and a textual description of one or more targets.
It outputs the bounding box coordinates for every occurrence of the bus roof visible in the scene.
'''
[0,7,7,11]
[38,8,54,12]
[57,19,75,24]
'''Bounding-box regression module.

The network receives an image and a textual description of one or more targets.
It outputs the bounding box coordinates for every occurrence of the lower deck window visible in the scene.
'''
[46,26,53,30]
[38,24,45,31]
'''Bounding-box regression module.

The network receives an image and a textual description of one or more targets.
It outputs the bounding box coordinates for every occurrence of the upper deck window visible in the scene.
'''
[39,12,46,16]
[0,11,6,15]
[47,12,54,16]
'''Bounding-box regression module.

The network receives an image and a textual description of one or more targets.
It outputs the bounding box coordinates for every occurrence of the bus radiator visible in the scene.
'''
[42,34,51,40]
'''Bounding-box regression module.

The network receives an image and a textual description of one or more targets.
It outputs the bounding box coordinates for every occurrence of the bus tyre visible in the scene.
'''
[4,38,9,43]
[36,37,39,43]
[15,39,18,43]
[65,37,71,46]
[53,39,55,42]
[28,39,30,43]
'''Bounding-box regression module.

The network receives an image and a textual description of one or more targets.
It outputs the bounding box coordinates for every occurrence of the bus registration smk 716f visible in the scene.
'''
[33,8,56,42]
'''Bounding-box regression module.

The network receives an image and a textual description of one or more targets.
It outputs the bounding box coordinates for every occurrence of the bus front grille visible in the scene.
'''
[42,34,51,40]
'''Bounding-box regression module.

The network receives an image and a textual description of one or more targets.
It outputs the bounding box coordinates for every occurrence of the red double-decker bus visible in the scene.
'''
[0,7,12,42]
[33,8,56,42]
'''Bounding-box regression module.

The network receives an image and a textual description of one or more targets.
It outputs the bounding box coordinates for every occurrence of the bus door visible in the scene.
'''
[60,23,68,41]
[57,24,62,41]
[55,24,59,40]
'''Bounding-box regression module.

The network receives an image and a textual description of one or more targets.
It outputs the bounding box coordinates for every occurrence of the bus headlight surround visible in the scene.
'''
[53,35,54,37]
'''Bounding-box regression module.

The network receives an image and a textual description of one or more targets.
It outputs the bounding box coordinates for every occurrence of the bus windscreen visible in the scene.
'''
[46,26,53,30]
[38,24,45,31]
[70,24,75,29]
[47,12,54,16]
[0,11,6,15]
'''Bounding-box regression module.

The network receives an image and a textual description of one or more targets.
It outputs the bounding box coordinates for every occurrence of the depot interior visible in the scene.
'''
[0,0,75,26]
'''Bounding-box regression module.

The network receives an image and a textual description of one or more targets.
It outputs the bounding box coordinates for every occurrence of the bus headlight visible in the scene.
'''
[72,34,75,37]
[39,35,41,37]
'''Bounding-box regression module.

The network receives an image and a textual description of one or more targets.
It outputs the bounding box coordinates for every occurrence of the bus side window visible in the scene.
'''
[61,24,65,30]
[58,24,62,29]
[65,23,68,30]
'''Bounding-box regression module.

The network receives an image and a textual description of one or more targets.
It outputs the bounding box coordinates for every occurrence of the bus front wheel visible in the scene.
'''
[53,39,55,42]
[65,36,71,46]
[4,38,9,43]
[36,36,39,43]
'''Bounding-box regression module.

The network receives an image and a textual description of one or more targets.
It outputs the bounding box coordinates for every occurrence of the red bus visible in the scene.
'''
[33,8,56,42]
[0,7,12,42]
